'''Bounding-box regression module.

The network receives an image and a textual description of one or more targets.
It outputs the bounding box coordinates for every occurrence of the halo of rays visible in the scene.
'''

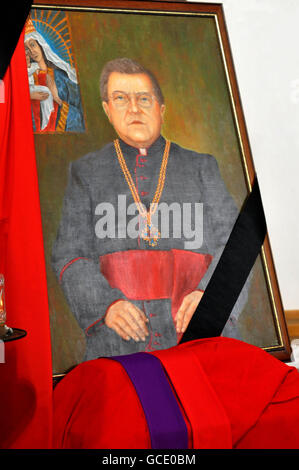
[31,9,75,68]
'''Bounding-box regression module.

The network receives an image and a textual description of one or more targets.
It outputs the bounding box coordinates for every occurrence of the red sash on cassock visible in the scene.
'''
[100,249,212,338]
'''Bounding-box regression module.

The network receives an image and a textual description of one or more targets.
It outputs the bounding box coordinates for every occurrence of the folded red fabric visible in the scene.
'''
[53,337,299,449]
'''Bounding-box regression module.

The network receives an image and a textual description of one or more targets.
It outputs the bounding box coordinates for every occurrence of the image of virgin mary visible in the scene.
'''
[24,15,85,133]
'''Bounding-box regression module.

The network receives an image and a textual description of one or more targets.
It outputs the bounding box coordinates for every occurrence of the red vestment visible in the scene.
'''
[52,337,299,449]
[31,69,58,132]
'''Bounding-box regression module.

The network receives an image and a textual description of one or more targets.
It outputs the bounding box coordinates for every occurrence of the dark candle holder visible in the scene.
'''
[0,274,26,342]
[0,327,27,342]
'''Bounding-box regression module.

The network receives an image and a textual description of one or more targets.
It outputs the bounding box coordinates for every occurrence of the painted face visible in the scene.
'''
[102,72,165,149]
[24,39,43,63]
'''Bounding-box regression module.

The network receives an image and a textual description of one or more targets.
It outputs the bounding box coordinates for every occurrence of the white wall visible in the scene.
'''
[188,0,299,310]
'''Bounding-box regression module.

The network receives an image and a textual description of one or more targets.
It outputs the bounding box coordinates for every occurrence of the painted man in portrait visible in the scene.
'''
[51,58,250,361]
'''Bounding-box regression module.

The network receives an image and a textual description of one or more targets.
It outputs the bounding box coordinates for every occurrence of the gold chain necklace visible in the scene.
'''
[114,138,171,246]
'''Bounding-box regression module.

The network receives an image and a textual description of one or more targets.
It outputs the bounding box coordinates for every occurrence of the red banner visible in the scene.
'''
[0,28,52,449]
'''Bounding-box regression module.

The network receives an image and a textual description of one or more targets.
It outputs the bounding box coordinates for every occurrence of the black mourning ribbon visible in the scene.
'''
[0,1,33,80]
[180,177,267,343]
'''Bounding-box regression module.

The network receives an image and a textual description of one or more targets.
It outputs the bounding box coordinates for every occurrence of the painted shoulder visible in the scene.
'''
[170,141,218,168]
[71,141,115,173]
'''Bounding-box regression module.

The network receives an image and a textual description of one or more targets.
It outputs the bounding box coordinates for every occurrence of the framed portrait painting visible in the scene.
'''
[27,0,290,376]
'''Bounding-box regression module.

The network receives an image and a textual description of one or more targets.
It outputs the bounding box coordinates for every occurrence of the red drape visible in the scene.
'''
[0,28,52,448]
[52,337,299,449]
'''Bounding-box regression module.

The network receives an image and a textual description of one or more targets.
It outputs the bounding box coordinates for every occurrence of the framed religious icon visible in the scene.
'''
[28,0,291,376]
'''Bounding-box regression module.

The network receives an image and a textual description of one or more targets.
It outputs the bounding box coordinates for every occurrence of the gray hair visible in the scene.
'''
[100,58,164,105]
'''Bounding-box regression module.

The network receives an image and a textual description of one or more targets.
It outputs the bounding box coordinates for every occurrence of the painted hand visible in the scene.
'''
[175,290,204,334]
[30,91,49,101]
[105,300,149,342]
[46,73,63,106]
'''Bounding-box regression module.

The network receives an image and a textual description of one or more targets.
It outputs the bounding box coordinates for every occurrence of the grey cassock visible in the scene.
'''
[51,135,251,361]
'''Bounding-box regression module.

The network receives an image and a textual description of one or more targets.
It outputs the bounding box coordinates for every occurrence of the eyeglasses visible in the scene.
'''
[109,91,156,109]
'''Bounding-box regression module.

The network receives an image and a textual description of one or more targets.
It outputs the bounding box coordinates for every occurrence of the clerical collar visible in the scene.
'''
[118,135,166,158]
